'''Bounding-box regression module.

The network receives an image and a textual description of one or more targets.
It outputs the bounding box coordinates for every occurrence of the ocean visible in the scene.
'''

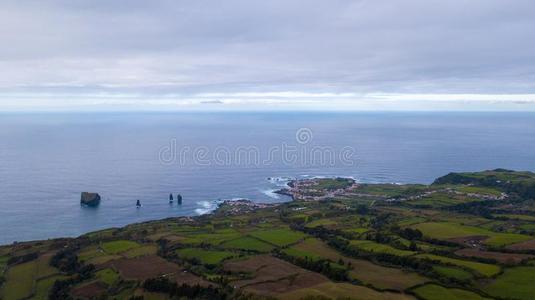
[1,111,534,245]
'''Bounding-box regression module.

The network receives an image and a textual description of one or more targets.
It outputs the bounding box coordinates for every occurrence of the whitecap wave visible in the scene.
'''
[267,176,295,187]
[229,197,246,201]
[194,199,224,215]
[261,189,280,199]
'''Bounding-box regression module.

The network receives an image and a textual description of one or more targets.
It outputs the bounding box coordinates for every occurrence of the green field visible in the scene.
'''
[342,228,370,236]
[281,282,415,300]
[86,254,122,265]
[180,229,242,245]
[305,218,337,228]
[482,266,535,300]
[396,216,428,226]
[290,238,335,256]
[411,222,489,238]
[497,214,535,222]
[485,233,532,247]
[455,186,502,196]
[1,261,36,300]
[0,255,8,269]
[78,246,104,261]
[101,240,140,254]
[349,240,416,256]
[416,254,500,277]
[35,254,58,278]
[288,238,427,291]
[249,228,307,246]
[0,253,61,300]
[283,247,322,261]
[412,284,489,300]
[411,221,531,246]
[31,275,69,300]
[176,248,234,265]
[432,265,473,281]
[221,236,274,252]
[85,228,117,240]
[96,268,120,286]
[407,193,474,208]
[123,244,158,258]
[356,184,427,198]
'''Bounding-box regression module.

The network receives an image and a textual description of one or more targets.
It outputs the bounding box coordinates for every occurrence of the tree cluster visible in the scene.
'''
[274,250,348,281]
[143,277,228,300]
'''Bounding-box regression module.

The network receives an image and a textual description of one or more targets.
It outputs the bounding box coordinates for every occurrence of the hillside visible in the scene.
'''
[433,169,535,199]
[1,171,535,300]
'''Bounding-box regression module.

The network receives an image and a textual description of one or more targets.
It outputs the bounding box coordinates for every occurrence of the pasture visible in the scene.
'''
[415,254,500,277]
[123,244,158,258]
[249,228,307,246]
[95,268,120,286]
[221,236,274,252]
[101,240,140,254]
[412,284,489,300]
[176,248,234,265]
[291,238,427,290]
[1,261,36,300]
[281,282,416,300]
[481,266,535,300]
[432,266,473,281]
[411,222,531,246]
[31,275,69,300]
[349,240,416,256]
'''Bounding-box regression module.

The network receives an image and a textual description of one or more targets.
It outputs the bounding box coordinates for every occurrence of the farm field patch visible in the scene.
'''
[412,284,489,300]
[281,282,416,300]
[1,261,37,300]
[221,236,274,252]
[349,240,416,256]
[481,266,535,300]
[249,228,307,246]
[411,222,531,246]
[415,254,500,277]
[176,248,234,265]
[101,240,140,254]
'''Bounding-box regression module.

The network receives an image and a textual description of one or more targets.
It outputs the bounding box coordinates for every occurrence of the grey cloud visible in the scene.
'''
[0,0,534,101]
[200,100,223,105]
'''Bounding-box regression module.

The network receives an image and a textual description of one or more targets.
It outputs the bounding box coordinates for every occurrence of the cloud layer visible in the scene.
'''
[1,0,535,110]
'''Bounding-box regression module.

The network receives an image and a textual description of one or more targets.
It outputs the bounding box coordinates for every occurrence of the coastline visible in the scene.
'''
[2,169,524,247]
[0,199,281,248]
[0,176,351,247]
[2,170,535,299]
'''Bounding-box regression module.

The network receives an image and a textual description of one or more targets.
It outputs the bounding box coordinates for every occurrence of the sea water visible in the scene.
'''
[1,112,534,244]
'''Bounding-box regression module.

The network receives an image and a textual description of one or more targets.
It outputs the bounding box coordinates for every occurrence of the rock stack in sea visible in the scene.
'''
[80,192,101,207]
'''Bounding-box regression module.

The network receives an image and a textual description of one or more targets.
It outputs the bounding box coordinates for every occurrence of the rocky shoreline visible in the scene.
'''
[216,176,358,215]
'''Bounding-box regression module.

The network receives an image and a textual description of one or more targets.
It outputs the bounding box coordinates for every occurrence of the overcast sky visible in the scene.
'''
[1,0,535,111]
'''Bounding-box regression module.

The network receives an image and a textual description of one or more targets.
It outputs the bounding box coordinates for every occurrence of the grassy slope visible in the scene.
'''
[481,266,535,300]
[1,261,37,300]
[412,284,490,300]
[411,222,531,246]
